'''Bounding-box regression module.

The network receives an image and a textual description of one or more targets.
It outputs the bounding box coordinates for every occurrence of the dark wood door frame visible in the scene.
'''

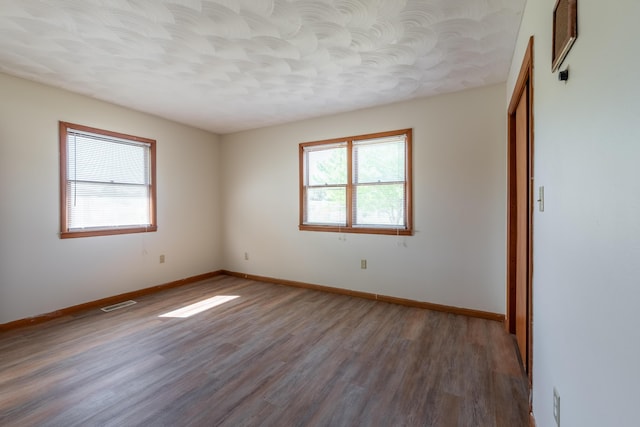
[507,36,534,385]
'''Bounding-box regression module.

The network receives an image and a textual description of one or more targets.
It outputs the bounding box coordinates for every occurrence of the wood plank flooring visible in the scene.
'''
[0,275,529,426]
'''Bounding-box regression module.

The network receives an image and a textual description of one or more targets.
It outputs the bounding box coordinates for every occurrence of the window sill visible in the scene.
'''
[299,224,412,236]
[60,226,158,239]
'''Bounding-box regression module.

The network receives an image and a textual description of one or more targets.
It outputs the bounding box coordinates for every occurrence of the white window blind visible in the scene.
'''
[61,123,155,236]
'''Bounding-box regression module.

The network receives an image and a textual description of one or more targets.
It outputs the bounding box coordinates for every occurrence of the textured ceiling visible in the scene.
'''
[0,0,525,134]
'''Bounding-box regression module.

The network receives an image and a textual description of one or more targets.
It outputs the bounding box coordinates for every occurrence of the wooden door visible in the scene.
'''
[514,87,529,364]
[507,37,533,380]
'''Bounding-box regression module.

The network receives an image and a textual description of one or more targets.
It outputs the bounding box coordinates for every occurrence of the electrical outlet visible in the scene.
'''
[361,259,367,269]
[553,387,560,427]
[159,254,165,264]
[244,252,249,261]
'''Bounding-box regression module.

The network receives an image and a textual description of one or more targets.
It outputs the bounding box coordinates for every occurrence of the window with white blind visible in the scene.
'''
[299,129,412,235]
[59,122,157,238]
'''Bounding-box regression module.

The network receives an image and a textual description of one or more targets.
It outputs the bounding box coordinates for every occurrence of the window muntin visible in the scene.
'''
[59,122,157,238]
[300,129,412,235]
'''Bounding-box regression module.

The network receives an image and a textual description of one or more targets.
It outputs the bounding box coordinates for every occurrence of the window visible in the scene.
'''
[299,129,412,235]
[59,121,157,238]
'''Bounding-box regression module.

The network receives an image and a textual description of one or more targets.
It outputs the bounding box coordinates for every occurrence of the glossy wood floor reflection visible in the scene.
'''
[0,275,529,427]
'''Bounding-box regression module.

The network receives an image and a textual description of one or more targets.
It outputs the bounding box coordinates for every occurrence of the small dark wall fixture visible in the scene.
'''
[552,0,578,72]
[558,68,569,82]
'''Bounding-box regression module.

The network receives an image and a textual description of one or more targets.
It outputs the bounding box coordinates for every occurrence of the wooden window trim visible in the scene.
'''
[299,129,413,236]
[59,121,157,239]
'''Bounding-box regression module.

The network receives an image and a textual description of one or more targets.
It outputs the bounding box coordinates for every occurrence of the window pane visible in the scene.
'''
[353,183,405,227]
[307,145,347,186]
[67,181,150,229]
[306,187,346,225]
[353,139,405,184]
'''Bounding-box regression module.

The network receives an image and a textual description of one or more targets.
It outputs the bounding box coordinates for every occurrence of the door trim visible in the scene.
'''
[507,36,534,385]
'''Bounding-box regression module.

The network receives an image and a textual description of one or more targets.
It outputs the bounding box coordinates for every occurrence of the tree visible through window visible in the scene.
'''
[59,122,157,238]
[299,129,412,235]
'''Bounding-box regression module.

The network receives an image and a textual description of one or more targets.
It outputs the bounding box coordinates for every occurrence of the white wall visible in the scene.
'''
[0,73,223,324]
[220,84,507,314]
[507,1,640,426]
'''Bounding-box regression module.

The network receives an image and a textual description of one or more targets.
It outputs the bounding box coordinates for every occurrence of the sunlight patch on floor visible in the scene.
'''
[159,295,239,318]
